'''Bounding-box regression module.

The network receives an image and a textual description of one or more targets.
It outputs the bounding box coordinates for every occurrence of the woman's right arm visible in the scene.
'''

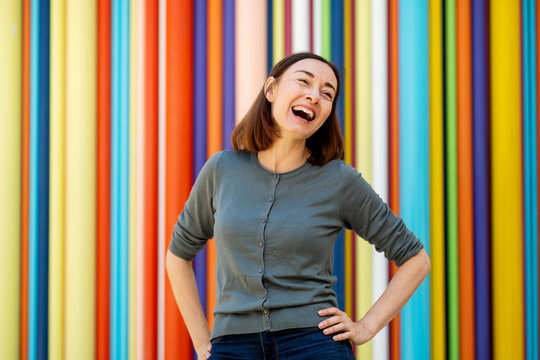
[166,249,212,360]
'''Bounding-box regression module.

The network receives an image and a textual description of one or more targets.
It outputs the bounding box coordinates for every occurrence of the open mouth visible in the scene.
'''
[292,105,315,122]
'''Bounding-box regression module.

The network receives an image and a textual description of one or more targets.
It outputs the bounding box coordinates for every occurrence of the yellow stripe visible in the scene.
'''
[343,0,353,319]
[0,2,21,358]
[490,1,524,359]
[129,0,138,358]
[273,0,284,64]
[49,0,65,358]
[65,0,97,358]
[355,0,372,358]
[429,0,446,359]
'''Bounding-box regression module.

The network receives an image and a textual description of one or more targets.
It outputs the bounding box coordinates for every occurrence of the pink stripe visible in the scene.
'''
[285,0,292,55]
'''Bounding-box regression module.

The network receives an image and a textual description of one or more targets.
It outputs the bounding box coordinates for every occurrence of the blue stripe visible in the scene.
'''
[523,1,539,359]
[471,0,492,358]
[193,1,208,358]
[223,0,235,150]
[111,0,130,358]
[29,0,50,358]
[398,1,430,359]
[267,0,273,73]
[330,0,345,311]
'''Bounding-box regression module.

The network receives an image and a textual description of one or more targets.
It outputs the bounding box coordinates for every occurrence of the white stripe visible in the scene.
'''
[370,0,389,359]
[292,0,310,52]
[312,0,322,55]
[157,0,166,358]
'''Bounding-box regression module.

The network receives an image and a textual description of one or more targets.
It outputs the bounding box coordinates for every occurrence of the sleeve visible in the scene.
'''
[339,162,424,266]
[168,151,222,261]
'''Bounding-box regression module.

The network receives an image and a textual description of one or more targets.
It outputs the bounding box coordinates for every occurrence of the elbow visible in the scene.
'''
[419,249,431,277]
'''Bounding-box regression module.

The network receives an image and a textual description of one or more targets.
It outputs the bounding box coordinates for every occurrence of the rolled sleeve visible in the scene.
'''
[339,162,423,266]
[168,152,222,260]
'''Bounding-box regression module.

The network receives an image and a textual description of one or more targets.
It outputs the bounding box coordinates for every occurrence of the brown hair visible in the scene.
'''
[231,52,344,166]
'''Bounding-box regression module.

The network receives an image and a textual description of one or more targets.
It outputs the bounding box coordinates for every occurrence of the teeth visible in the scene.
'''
[292,105,314,120]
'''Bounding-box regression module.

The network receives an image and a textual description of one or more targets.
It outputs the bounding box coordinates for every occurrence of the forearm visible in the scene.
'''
[359,249,431,337]
[166,250,211,349]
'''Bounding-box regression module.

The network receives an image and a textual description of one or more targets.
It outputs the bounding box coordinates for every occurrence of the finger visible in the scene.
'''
[322,322,348,335]
[332,331,352,342]
[318,314,348,329]
[318,307,342,316]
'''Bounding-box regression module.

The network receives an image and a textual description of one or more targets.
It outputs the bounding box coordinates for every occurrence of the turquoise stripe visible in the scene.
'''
[29,0,51,358]
[398,1,430,359]
[523,1,539,359]
[111,0,130,358]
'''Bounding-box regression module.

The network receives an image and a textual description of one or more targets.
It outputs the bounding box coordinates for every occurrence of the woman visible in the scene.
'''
[166,52,431,360]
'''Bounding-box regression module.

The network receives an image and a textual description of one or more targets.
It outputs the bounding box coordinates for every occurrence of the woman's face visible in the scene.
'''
[265,58,338,142]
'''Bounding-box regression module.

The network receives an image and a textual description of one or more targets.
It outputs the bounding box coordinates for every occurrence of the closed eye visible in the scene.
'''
[323,92,333,100]
[297,78,309,85]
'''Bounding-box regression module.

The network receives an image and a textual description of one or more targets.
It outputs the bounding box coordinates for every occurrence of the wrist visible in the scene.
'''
[356,318,377,340]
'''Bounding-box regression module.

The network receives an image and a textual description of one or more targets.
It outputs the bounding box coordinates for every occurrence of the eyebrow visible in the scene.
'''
[294,70,337,93]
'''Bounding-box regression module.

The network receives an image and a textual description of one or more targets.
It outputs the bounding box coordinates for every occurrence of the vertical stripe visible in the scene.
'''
[445,1,460,358]
[490,1,524,358]
[165,0,193,358]
[64,0,97,358]
[29,0,50,357]
[354,0,372,358]
[20,1,31,358]
[0,2,22,358]
[312,0,322,56]
[207,0,223,329]
[235,0,267,124]
[143,0,159,357]
[48,0,64,357]
[273,0,284,64]
[129,0,139,357]
[523,1,539,360]
[398,1,430,359]
[267,0,273,74]
[193,3,208,355]
[343,0,353,325]
[157,0,167,357]
[371,0,390,358]
[320,0,330,60]
[223,0,235,148]
[471,0,491,358]
[387,0,400,357]
[97,0,112,357]
[429,1,446,359]
[291,0,309,52]
[284,0,291,55]
[456,0,475,358]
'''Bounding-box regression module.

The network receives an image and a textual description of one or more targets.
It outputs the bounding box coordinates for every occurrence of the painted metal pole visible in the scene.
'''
[429,1,446,359]
[398,0,430,359]
[490,1,524,358]
[223,0,235,148]
[0,2,22,358]
[292,0,310,52]
[65,0,97,358]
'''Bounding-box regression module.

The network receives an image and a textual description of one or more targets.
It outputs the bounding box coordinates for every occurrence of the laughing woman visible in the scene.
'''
[166,52,430,360]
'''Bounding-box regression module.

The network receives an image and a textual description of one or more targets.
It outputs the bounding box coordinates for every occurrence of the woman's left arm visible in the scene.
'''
[317,249,431,345]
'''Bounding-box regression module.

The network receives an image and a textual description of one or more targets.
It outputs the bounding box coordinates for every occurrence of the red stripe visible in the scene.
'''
[96,0,111,358]
[144,0,159,357]
[165,0,193,358]
[388,0,400,358]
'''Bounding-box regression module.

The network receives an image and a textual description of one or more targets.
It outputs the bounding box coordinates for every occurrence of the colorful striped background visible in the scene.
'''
[0,0,538,359]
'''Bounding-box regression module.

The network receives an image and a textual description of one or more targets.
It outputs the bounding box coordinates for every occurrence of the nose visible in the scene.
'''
[305,89,319,103]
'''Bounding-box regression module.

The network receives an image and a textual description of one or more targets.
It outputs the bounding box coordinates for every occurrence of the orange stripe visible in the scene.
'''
[456,0,475,358]
[144,0,159,357]
[165,0,193,358]
[20,1,31,358]
[206,0,223,330]
[388,0,400,358]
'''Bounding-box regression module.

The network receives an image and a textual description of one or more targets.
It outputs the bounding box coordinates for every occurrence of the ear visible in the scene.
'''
[264,77,276,102]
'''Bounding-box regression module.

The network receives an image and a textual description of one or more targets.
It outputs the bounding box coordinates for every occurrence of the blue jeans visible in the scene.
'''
[209,327,356,359]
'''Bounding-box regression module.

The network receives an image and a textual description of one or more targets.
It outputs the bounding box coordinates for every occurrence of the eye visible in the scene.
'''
[297,78,309,85]
[323,92,333,100]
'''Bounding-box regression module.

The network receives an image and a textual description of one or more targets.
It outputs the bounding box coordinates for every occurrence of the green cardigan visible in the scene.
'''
[169,150,423,339]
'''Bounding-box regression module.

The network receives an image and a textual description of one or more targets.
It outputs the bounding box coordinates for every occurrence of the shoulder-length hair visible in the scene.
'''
[231,52,344,166]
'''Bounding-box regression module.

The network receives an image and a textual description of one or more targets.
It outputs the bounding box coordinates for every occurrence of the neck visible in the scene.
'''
[257,138,308,173]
